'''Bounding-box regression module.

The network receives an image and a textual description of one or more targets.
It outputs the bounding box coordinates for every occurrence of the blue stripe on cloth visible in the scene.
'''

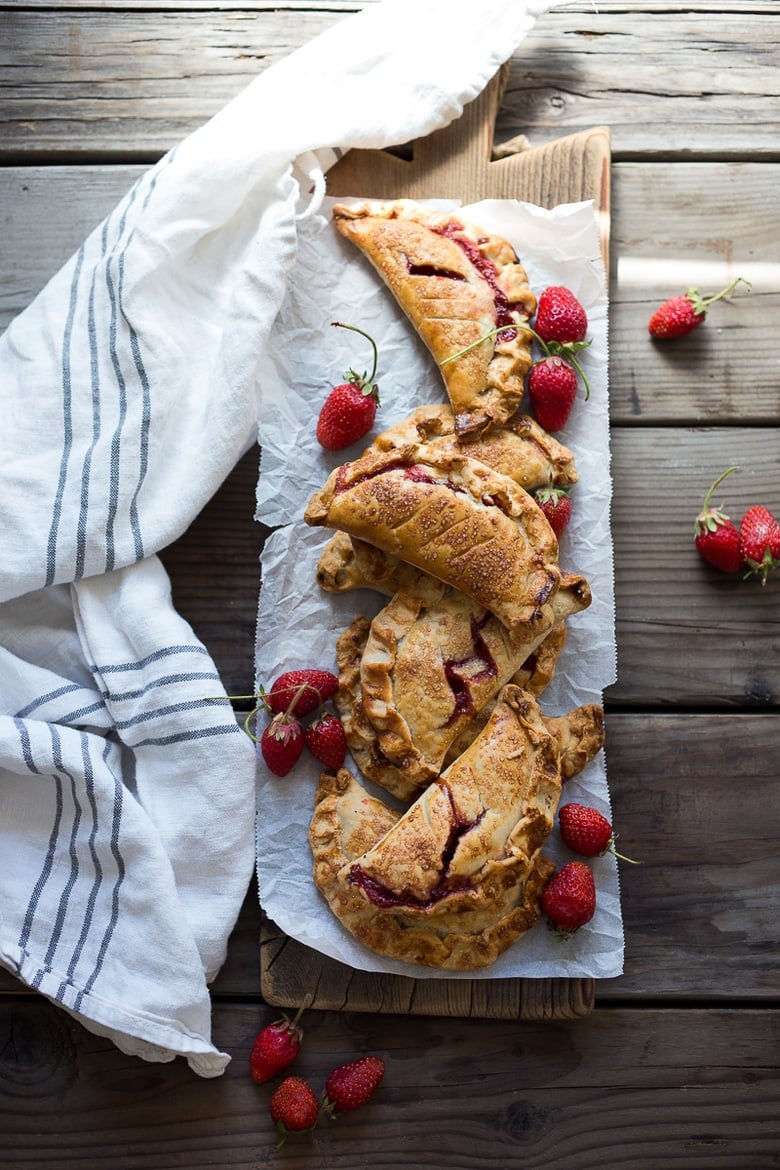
[99,670,221,703]
[75,263,103,580]
[45,243,85,587]
[32,726,83,990]
[55,732,102,1000]
[130,722,243,749]
[90,644,211,674]
[73,738,126,1011]
[15,722,63,962]
[16,682,86,720]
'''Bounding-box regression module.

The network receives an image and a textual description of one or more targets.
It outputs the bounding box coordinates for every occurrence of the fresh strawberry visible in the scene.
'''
[648,277,749,339]
[534,285,588,345]
[260,711,304,776]
[740,504,780,586]
[322,1055,385,1117]
[305,711,347,770]
[269,1076,320,1143]
[316,321,380,451]
[541,860,596,935]
[558,803,638,863]
[264,669,339,718]
[527,356,579,432]
[534,485,572,538]
[694,466,742,574]
[249,999,308,1084]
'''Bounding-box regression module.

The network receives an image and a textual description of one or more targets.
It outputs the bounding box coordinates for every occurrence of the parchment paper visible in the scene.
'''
[254,197,622,979]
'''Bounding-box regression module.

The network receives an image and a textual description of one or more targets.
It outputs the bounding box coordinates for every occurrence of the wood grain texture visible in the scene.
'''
[3,706,778,1003]
[1,998,778,1170]
[2,161,777,424]
[0,6,778,160]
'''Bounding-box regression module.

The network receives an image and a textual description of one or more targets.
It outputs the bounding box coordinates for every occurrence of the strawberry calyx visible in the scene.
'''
[331,321,380,404]
[534,484,569,508]
[694,466,739,537]
[683,277,751,319]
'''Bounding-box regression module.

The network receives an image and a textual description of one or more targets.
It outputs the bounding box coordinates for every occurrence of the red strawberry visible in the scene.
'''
[305,711,347,770]
[322,1055,385,1117]
[740,504,780,586]
[527,356,579,432]
[249,999,308,1084]
[260,711,304,776]
[317,321,380,451]
[694,466,742,574]
[541,860,596,935]
[534,285,588,345]
[558,803,638,863]
[534,485,572,538]
[269,1076,320,1143]
[264,669,339,717]
[648,277,749,339]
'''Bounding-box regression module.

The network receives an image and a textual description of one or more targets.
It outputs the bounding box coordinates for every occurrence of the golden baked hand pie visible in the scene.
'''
[310,686,605,971]
[305,442,561,633]
[333,571,591,802]
[332,200,537,437]
[372,404,578,490]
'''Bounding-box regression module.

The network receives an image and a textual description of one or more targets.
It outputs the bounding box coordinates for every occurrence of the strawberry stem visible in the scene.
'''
[439,324,517,366]
[701,465,740,512]
[688,276,751,314]
[331,321,378,388]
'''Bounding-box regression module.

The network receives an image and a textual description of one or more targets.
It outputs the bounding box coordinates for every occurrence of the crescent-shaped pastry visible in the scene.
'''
[310,686,605,971]
[304,443,561,633]
[372,404,579,490]
[332,200,537,437]
[333,572,591,802]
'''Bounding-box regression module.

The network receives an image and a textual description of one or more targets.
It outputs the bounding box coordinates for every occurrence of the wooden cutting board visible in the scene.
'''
[260,64,610,1021]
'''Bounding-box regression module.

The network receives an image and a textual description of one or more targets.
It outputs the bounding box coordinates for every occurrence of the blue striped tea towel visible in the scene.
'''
[0,0,567,1073]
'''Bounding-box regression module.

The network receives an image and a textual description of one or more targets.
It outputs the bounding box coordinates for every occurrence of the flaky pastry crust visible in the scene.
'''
[310,686,604,971]
[333,200,537,437]
[304,443,561,632]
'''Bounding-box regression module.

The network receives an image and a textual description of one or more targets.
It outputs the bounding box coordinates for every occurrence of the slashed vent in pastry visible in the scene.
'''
[333,572,591,802]
[310,685,605,971]
[332,200,537,437]
[304,442,561,633]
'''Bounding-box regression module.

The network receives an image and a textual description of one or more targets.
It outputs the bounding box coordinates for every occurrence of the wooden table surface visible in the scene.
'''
[1,2,778,1167]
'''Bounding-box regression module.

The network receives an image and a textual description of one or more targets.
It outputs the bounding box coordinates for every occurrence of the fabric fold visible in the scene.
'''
[0,0,569,1072]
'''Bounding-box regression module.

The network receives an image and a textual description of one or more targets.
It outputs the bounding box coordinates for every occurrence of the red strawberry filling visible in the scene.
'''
[348,784,485,910]
[433,220,530,336]
[442,615,498,726]
[405,256,467,281]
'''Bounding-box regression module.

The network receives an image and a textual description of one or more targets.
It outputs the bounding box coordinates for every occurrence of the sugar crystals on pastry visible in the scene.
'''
[332,200,537,437]
[304,442,561,633]
[309,685,605,971]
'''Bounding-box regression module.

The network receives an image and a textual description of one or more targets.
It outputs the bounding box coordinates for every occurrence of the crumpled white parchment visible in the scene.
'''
[254,197,622,980]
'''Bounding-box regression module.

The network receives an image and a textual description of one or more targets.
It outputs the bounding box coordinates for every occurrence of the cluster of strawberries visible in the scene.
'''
[253,668,346,776]
[694,467,780,584]
[542,802,637,934]
[249,1000,385,1145]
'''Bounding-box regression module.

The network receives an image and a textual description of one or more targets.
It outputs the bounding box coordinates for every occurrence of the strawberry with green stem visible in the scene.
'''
[694,466,742,574]
[316,321,381,451]
[649,277,750,340]
[250,996,311,1084]
[558,802,639,863]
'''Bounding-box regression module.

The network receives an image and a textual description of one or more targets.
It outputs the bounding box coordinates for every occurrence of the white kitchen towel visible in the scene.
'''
[0,0,569,1073]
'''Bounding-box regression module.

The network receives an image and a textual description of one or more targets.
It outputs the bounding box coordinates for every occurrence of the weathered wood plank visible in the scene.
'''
[2,162,778,424]
[4,710,776,1002]
[1,997,778,1169]
[609,427,779,708]
[0,7,778,159]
